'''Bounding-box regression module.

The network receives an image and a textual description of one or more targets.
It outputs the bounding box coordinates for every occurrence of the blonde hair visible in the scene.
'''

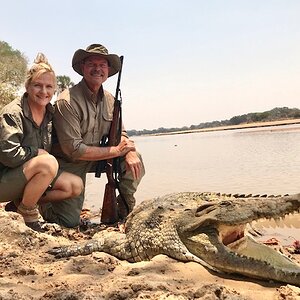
[25,53,56,88]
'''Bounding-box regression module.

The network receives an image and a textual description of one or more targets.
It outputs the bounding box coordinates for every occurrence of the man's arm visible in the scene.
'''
[78,138,136,161]
[53,98,86,160]
[53,98,135,161]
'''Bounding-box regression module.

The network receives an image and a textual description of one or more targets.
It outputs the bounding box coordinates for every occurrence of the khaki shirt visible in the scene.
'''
[0,94,54,174]
[53,79,127,161]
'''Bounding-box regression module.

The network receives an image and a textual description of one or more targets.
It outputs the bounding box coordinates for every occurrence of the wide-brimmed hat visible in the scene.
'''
[72,44,121,77]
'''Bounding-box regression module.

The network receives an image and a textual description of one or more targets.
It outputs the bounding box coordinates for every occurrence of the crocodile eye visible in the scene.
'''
[219,201,232,206]
[196,203,215,213]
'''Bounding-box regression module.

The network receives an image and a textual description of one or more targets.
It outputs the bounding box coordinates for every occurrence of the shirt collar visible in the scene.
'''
[21,93,54,120]
[80,79,104,102]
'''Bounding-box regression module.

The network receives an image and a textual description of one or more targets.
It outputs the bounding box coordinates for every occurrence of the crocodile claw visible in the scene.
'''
[47,246,67,258]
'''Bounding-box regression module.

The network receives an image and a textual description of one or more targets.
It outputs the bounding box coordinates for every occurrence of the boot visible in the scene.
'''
[17,202,45,232]
[5,201,18,212]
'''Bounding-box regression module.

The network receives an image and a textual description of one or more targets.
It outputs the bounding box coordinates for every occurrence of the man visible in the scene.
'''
[40,44,145,228]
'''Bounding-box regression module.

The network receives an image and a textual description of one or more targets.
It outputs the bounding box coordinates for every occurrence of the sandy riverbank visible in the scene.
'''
[0,207,299,300]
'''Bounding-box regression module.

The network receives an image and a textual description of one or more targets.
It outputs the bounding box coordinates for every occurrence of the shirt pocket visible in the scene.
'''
[102,97,114,122]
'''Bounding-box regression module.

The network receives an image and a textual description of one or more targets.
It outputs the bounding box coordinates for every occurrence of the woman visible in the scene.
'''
[0,53,83,232]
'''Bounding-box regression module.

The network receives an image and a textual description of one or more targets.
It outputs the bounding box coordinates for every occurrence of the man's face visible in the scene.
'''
[81,56,109,89]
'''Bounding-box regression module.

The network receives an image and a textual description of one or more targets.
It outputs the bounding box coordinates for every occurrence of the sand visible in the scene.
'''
[0,207,299,300]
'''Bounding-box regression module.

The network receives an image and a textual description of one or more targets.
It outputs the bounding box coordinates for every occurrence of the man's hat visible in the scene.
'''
[72,44,121,77]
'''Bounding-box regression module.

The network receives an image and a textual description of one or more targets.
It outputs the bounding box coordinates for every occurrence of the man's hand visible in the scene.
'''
[116,139,136,157]
[124,150,143,180]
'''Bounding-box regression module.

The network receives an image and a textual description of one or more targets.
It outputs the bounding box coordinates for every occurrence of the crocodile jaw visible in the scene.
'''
[217,223,299,270]
[183,226,300,286]
[227,235,299,270]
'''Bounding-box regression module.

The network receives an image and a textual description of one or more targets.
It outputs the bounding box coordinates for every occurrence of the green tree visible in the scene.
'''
[0,41,27,109]
[56,75,74,93]
[229,115,247,125]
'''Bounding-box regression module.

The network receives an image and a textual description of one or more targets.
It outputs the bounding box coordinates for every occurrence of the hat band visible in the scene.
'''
[88,45,108,55]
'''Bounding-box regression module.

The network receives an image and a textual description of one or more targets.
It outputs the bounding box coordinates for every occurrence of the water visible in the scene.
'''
[135,124,300,199]
[85,124,300,242]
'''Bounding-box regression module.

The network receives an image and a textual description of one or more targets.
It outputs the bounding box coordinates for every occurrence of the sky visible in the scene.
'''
[1,0,300,130]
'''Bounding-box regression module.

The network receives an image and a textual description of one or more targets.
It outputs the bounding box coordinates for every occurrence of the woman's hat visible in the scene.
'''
[72,44,121,77]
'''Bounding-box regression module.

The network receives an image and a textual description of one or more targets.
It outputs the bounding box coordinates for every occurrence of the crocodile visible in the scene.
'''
[49,192,300,286]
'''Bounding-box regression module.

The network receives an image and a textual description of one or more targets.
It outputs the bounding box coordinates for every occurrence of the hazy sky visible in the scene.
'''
[1,1,299,130]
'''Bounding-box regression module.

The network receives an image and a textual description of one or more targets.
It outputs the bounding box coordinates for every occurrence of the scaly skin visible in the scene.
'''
[49,192,300,286]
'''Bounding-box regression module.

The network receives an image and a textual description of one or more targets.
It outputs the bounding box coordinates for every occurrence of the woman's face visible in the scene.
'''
[26,72,56,107]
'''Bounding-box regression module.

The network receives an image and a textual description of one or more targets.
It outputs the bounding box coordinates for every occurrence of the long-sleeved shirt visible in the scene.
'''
[52,79,127,161]
[0,94,54,175]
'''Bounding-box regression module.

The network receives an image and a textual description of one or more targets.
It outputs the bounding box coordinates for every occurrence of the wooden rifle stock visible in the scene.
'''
[100,56,124,224]
[101,162,118,224]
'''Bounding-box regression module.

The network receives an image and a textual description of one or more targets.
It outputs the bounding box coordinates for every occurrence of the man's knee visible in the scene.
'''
[72,176,84,197]
[59,172,84,198]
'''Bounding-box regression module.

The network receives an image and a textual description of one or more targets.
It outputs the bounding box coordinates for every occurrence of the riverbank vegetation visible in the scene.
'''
[0,41,74,109]
[0,41,27,107]
[127,107,300,136]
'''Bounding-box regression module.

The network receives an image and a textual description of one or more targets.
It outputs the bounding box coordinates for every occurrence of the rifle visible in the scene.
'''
[95,56,124,224]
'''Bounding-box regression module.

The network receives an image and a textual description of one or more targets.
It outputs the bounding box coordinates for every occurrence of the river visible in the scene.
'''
[85,123,300,243]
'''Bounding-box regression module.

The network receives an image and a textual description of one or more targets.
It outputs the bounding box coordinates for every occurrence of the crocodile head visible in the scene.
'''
[174,193,300,285]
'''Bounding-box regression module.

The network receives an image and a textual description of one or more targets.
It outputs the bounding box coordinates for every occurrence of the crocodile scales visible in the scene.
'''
[49,192,300,286]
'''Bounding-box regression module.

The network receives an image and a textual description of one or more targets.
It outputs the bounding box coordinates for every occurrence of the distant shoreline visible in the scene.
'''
[148,118,300,136]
